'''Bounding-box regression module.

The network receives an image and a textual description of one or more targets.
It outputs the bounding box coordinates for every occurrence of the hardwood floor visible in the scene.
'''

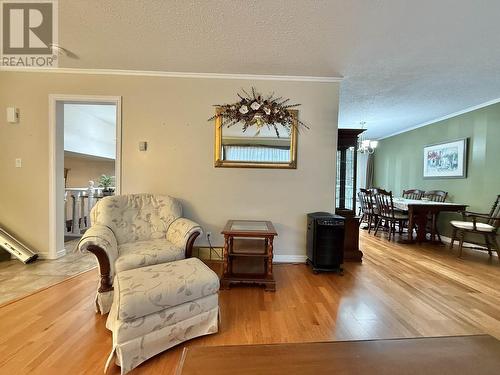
[0,231,499,374]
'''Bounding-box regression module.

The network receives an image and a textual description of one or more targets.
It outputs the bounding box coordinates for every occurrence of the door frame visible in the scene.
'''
[48,94,122,259]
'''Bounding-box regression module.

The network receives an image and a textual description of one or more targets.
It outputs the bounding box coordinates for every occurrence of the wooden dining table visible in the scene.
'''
[392,198,467,243]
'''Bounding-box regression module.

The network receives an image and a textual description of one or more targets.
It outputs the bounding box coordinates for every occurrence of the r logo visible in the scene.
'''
[2,1,54,55]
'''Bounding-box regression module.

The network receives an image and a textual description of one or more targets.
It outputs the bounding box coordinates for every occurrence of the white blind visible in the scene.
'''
[223,146,289,162]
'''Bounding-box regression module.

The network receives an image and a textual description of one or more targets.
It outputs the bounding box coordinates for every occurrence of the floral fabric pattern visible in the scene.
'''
[166,218,203,249]
[111,307,218,375]
[81,194,203,315]
[107,257,220,375]
[90,194,182,245]
[115,239,185,273]
[115,258,220,321]
[107,294,218,343]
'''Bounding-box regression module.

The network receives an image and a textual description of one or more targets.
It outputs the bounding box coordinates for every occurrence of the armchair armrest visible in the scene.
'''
[166,218,203,258]
[461,211,491,219]
[78,224,118,292]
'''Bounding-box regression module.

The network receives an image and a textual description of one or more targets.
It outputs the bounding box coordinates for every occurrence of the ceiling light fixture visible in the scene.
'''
[357,122,378,154]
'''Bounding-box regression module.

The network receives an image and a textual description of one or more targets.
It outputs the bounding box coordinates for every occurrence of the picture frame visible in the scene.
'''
[423,138,468,179]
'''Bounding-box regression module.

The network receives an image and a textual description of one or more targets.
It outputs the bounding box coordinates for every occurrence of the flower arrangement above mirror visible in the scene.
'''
[208,88,309,137]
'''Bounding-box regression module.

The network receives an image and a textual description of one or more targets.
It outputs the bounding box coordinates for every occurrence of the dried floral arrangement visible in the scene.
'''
[208,88,308,137]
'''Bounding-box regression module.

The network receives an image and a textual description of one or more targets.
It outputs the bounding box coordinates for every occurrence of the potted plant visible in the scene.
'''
[98,174,115,196]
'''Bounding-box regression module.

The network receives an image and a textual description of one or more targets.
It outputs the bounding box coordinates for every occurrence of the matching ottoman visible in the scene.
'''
[105,257,220,374]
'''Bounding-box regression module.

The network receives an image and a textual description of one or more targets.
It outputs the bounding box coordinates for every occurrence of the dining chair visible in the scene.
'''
[374,189,409,241]
[423,190,448,202]
[402,189,425,200]
[358,189,377,233]
[450,195,500,259]
[423,190,448,242]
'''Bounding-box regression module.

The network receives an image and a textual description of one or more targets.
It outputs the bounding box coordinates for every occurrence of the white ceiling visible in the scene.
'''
[57,0,500,138]
[64,104,117,159]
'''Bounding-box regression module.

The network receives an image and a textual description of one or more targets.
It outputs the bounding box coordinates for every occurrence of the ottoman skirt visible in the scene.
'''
[105,258,220,374]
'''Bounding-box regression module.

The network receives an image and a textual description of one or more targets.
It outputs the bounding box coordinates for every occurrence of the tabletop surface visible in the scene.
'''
[222,220,277,235]
[393,197,467,206]
[176,335,500,375]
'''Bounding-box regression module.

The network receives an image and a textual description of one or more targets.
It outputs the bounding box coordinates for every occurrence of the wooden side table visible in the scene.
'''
[221,220,277,291]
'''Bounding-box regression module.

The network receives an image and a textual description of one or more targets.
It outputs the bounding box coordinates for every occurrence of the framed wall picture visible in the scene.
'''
[423,138,468,179]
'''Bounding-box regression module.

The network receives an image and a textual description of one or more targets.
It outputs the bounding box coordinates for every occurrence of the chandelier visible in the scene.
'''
[357,139,378,154]
[356,122,378,154]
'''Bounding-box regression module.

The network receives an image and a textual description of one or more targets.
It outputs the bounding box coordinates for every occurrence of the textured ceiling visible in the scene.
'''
[57,0,500,138]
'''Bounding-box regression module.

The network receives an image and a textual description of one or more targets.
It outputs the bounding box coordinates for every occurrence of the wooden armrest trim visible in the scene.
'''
[87,245,114,293]
[462,211,490,218]
[185,231,201,259]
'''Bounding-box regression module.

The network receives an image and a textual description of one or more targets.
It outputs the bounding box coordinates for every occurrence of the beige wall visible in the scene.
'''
[64,154,115,188]
[0,71,339,258]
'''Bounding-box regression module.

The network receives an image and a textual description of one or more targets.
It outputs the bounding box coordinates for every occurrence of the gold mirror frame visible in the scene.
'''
[214,109,298,169]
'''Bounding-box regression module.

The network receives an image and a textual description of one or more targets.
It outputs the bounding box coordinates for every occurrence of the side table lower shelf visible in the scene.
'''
[221,273,276,291]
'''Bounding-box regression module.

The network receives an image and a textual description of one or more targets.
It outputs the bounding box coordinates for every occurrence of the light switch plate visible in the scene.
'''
[7,107,19,123]
[15,158,22,168]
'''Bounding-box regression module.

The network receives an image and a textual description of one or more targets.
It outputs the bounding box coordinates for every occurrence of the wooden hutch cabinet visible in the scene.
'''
[336,129,365,262]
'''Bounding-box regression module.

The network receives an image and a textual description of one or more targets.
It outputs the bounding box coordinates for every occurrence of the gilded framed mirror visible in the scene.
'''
[214,109,298,169]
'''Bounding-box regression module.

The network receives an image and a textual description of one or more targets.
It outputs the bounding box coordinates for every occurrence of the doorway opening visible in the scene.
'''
[49,95,122,260]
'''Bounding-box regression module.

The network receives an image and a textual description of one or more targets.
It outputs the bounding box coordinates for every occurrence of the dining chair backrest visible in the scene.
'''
[424,190,448,202]
[358,188,374,215]
[488,195,500,227]
[374,189,394,219]
[402,189,424,200]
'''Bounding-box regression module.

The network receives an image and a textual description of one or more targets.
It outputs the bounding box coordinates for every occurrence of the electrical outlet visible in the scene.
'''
[206,231,212,239]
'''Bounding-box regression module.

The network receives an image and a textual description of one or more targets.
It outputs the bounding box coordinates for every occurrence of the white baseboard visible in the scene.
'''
[274,254,307,263]
[37,248,66,260]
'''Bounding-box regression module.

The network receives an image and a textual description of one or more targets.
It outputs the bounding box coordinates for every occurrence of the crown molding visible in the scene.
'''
[378,97,500,140]
[0,66,343,83]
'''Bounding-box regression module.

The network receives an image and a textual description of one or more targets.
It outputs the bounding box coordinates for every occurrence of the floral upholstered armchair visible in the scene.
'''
[77,194,203,314]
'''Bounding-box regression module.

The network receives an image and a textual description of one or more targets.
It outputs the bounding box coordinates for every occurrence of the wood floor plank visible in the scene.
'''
[0,231,499,374]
